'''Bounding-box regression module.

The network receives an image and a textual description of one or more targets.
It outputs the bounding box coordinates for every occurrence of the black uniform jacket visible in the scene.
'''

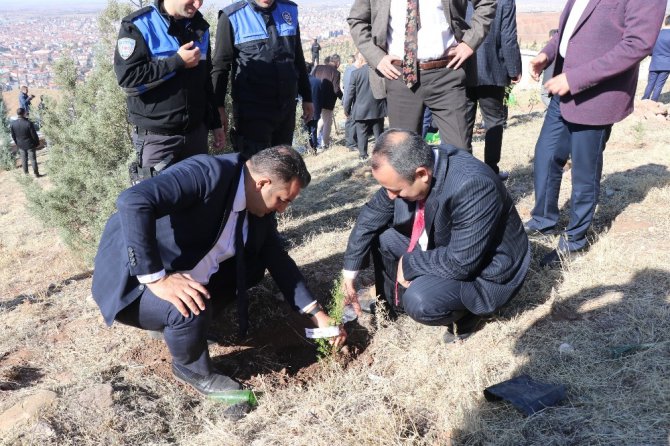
[211,0,311,119]
[114,0,221,134]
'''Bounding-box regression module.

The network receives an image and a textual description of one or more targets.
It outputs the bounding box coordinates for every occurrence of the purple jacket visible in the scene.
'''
[544,0,665,125]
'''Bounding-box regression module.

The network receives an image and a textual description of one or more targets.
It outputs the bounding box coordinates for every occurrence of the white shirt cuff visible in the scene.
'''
[342,269,359,280]
[137,269,166,284]
[300,300,319,314]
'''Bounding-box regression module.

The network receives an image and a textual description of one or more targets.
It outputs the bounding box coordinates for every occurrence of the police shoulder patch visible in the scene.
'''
[282,11,293,26]
[117,38,136,60]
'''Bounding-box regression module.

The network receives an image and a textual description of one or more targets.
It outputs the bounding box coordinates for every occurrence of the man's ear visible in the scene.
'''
[256,178,271,191]
[415,167,430,184]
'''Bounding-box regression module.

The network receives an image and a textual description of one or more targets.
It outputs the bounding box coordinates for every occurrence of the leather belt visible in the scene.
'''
[391,55,455,71]
[135,126,185,137]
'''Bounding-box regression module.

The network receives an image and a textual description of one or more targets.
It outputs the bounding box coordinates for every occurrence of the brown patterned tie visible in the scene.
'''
[403,0,420,88]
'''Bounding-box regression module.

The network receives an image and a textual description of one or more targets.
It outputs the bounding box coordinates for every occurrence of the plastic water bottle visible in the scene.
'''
[208,389,258,406]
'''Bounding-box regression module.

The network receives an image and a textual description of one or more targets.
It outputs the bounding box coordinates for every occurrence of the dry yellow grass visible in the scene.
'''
[1,86,669,445]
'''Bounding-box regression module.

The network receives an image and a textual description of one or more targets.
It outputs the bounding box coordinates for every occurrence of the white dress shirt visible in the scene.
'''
[387,0,457,62]
[559,0,590,58]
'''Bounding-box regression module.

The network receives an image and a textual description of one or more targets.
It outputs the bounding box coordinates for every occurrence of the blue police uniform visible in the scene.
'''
[114,0,220,176]
[212,0,312,156]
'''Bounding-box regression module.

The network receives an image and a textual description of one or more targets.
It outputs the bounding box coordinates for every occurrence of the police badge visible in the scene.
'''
[282,11,293,26]
[118,38,136,60]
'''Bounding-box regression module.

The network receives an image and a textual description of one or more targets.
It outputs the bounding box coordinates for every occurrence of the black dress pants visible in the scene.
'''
[232,101,297,157]
[355,118,384,157]
[373,228,468,326]
[465,85,507,174]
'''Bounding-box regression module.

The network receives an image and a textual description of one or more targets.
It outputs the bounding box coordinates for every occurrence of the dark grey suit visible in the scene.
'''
[343,66,387,157]
[465,0,522,174]
[347,0,496,149]
[344,146,530,324]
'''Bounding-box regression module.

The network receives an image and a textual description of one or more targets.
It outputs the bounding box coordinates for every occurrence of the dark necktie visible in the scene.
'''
[395,200,426,306]
[402,0,421,88]
[235,209,248,338]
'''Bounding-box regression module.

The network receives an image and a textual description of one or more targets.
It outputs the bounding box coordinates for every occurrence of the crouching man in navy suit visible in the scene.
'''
[92,147,345,396]
[342,130,530,342]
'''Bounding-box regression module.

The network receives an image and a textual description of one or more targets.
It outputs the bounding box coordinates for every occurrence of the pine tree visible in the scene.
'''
[23,0,135,261]
[0,94,15,171]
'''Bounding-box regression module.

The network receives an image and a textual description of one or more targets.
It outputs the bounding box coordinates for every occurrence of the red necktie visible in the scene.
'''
[396,200,425,305]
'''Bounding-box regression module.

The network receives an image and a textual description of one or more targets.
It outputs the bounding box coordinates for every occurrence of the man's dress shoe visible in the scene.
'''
[172,363,241,395]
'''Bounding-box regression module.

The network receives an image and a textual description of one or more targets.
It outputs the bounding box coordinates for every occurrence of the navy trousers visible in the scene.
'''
[115,258,265,376]
[373,228,468,326]
[642,71,669,102]
[528,95,612,252]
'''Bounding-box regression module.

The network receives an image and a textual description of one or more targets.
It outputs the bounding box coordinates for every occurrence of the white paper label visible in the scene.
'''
[305,326,341,339]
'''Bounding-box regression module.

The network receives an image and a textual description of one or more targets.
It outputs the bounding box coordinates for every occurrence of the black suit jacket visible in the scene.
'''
[343,66,387,121]
[92,154,314,325]
[344,146,530,314]
[10,117,39,150]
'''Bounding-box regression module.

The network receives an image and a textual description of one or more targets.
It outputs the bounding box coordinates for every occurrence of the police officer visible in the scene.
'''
[114,0,224,181]
[212,0,313,157]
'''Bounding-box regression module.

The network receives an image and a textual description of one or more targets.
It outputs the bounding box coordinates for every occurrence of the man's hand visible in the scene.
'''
[397,256,410,288]
[511,73,522,84]
[376,54,402,80]
[447,42,474,70]
[146,273,210,317]
[312,311,347,349]
[177,41,201,68]
[544,73,570,96]
[342,277,362,315]
[530,53,549,81]
[302,101,314,122]
[212,128,226,149]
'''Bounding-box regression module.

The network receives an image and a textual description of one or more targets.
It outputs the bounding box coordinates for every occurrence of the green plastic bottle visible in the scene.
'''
[208,389,258,406]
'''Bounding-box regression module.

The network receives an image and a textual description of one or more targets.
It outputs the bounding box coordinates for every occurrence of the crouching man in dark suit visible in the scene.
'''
[92,146,345,396]
[342,129,530,342]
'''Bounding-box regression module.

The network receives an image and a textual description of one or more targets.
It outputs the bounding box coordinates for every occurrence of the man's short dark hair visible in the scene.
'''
[249,146,311,188]
[16,107,25,117]
[371,129,434,182]
[665,15,670,27]
[324,56,331,64]
[330,54,340,65]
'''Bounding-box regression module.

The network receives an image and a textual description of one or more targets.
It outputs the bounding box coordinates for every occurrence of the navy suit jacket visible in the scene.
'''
[92,154,314,326]
[467,0,522,87]
[650,28,670,72]
[344,146,530,315]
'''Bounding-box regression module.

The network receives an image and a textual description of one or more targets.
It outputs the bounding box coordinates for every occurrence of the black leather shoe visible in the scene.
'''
[172,363,241,395]
[523,221,557,236]
[539,248,585,268]
[442,314,485,344]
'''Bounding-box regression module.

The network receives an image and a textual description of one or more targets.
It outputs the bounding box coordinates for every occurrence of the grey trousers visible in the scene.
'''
[385,66,468,149]
[19,148,39,175]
